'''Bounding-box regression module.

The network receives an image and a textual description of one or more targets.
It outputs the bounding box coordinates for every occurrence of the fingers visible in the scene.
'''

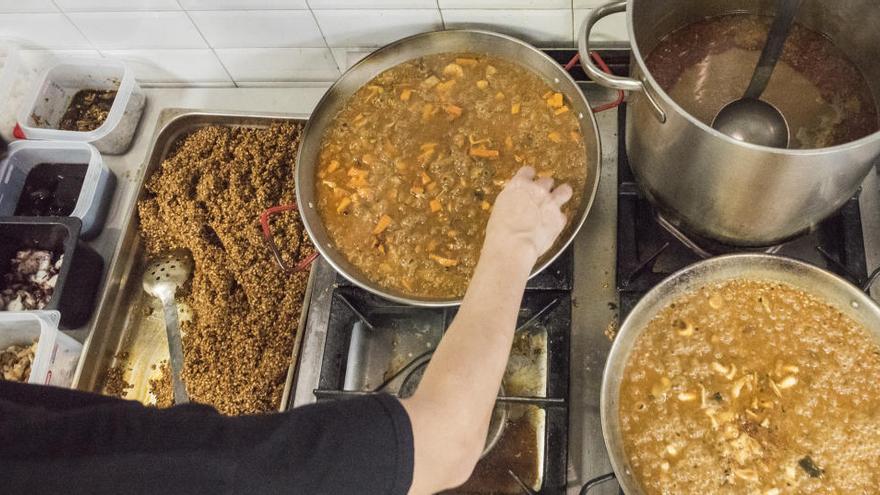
[514,166,536,180]
[550,183,573,206]
[535,177,554,191]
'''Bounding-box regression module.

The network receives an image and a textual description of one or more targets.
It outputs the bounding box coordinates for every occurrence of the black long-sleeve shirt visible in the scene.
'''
[0,381,413,494]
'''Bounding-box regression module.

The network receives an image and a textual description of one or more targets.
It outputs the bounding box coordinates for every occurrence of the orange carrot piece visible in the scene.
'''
[554,105,570,115]
[400,88,413,101]
[455,57,478,67]
[511,102,521,114]
[444,104,463,118]
[421,171,432,184]
[546,92,564,108]
[326,159,340,173]
[548,131,563,143]
[430,199,442,212]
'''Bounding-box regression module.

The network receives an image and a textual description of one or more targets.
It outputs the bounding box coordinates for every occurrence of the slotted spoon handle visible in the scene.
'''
[160,295,189,405]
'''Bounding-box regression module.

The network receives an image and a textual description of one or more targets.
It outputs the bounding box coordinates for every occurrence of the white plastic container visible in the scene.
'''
[0,140,116,239]
[0,42,30,142]
[0,311,81,387]
[18,58,145,154]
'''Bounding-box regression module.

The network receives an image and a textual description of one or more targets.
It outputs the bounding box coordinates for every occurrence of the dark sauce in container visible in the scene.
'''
[15,163,88,217]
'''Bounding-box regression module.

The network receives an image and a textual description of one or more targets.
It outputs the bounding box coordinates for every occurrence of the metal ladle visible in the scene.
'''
[712,0,803,148]
[142,250,193,405]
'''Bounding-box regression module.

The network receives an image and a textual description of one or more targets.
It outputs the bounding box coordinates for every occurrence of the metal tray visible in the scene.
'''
[73,110,314,412]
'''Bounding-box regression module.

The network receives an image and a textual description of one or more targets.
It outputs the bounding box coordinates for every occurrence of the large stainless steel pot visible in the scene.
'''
[297,29,602,306]
[578,0,880,246]
[601,254,880,494]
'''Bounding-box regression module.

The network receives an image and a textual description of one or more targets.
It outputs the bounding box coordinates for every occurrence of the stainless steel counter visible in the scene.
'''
[68,85,330,344]
[76,83,880,494]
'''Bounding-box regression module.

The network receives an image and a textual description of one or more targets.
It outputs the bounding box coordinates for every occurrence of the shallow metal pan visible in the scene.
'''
[296,29,602,306]
[601,253,880,493]
[72,110,314,412]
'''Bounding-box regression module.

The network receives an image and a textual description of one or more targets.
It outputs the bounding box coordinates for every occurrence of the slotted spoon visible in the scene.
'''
[142,249,193,405]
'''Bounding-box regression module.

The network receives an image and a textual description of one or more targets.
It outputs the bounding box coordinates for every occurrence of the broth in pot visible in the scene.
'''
[645,14,879,149]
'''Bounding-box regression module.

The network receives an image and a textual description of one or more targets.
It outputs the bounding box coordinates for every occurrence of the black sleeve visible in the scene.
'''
[0,381,413,495]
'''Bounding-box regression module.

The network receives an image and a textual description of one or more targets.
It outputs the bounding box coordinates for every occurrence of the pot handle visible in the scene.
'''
[577,0,667,123]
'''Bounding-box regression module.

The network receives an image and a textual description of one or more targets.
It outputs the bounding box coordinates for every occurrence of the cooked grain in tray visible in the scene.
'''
[138,122,314,414]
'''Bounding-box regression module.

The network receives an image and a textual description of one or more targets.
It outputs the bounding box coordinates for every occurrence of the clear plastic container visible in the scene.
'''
[0,41,30,142]
[0,311,81,387]
[0,140,115,239]
[17,58,146,154]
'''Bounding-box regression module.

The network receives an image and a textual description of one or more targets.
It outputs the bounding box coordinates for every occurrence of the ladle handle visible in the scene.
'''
[160,296,190,405]
[744,0,804,99]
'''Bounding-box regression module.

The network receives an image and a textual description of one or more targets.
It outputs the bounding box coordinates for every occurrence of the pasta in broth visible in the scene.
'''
[620,279,880,494]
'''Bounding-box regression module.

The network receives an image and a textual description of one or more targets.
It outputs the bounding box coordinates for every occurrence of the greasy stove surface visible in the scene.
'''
[314,286,571,493]
[293,48,879,495]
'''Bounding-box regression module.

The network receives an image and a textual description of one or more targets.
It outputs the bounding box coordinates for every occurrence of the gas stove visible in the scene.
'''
[292,49,880,494]
[312,275,572,493]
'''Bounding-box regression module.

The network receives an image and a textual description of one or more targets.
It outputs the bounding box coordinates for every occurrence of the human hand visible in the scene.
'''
[484,166,573,261]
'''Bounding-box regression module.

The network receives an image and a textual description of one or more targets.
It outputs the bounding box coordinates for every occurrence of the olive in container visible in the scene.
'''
[0,141,115,239]
[17,58,145,154]
[0,217,103,329]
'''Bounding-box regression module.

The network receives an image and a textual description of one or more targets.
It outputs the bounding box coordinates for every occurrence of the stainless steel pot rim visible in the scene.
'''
[623,4,880,156]
[296,28,602,307]
[599,252,880,493]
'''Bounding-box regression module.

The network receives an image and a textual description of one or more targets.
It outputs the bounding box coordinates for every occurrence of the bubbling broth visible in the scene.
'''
[619,279,880,494]
[645,14,879,149]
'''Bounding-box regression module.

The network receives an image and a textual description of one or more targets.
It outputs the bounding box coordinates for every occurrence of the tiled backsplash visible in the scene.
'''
[0,0,628,87]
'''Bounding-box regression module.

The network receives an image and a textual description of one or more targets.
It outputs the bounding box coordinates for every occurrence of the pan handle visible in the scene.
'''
[577,0,666,123]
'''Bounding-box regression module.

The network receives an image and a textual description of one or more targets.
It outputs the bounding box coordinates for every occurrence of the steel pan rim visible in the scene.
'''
[296,28,602,307]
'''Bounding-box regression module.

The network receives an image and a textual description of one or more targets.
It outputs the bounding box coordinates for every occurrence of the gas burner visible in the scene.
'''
[311,285,572,494]
[655,212,784,259]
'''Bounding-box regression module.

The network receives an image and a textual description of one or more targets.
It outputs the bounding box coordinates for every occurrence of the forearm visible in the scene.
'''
[402,237,536,492]
[422,236,534,417]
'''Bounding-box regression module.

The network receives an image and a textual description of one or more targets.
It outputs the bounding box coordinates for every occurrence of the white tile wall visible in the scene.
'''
[442,9,572,47]
[330,47,373,71]
[573,0,615,7]
[216,47,338,81]
[0,14,91,49]
[309,0,438,8]
[439,0,569,8]
[101,49,232,83]
[189,10,324,48]
[314,9,443,47]
[54,0,181,11]
[573,8,629,44]
[69,12,207,49]
[1,1,630,86]
[179,0,309,8]
[0,0,57,13]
